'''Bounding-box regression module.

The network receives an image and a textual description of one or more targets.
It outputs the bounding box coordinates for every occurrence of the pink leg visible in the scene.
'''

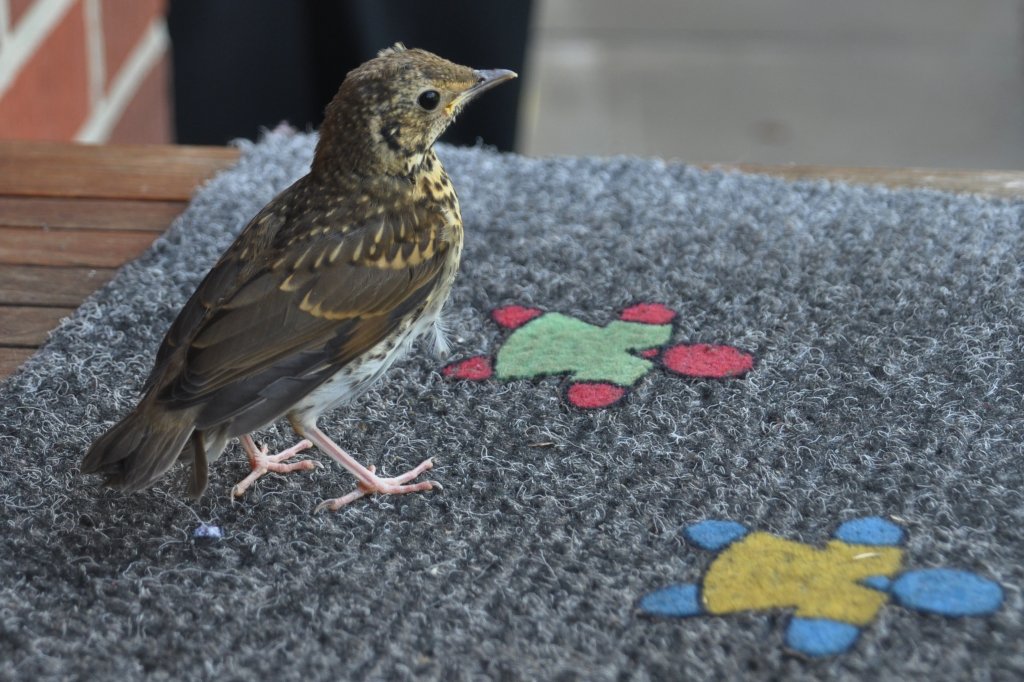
[299,424,438,512]
[231,434,319,498]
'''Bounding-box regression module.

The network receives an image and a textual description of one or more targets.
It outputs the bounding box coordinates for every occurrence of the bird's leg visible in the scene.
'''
[231,434,319,498]
[298,424,438,512]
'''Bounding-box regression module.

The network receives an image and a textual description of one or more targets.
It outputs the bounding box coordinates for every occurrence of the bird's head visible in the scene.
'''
[315,43,517,178]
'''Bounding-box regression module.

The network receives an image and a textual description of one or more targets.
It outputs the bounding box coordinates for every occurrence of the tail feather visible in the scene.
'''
[81,398,198,493]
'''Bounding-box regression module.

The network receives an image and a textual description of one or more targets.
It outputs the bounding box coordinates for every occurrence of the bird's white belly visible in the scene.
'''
[290,307,445,421]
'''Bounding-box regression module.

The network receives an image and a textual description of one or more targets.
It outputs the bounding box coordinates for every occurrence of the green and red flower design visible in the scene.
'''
[443,303,754,409]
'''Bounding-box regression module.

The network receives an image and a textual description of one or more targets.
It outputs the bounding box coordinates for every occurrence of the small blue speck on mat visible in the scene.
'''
[684,520,748,550]
[786,618,861,657]
[193,523,223,539]
[862,575,892,592]
[834,516,904,546]
[639,584,703,618]
[891,568,1003,616]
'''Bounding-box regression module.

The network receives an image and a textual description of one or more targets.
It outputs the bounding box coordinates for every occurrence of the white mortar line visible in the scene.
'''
[75,18,168,143]
[0,0,76,99]
[82,0,104,107]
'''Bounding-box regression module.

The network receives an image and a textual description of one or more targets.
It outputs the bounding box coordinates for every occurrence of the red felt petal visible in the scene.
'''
[662,344,754,378]
[640,348,660,359]
[492,305,543,329]
[567,382,626,409]
[442,356,494,381]
[620,303,676,325]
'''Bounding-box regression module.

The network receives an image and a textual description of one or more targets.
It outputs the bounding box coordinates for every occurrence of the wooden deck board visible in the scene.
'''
[0,266,117,306]
[0,141,239,380]
[0,140,240,200]
[0,196,186,230]
[1,305,77,346]
[0,348,34,378]
[0,226,162,268]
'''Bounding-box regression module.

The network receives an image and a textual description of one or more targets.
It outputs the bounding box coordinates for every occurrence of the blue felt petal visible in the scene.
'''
[891,568,1004,616]
[834,517,904,546]
[639,584,703,617]
[861,575,893,592]
[684,520,748,550]
[785,618,861,657]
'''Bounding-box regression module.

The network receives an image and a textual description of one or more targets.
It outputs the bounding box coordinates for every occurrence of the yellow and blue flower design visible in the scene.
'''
[641,517,1003,657]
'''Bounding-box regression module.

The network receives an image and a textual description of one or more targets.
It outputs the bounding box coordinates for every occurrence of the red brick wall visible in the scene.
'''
[0,0,172,143]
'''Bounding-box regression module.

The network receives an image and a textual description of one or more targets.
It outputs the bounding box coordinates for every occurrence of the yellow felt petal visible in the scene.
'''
[702,533,903,625]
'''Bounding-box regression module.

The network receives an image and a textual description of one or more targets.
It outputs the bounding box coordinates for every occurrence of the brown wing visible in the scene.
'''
[150,190,452,430]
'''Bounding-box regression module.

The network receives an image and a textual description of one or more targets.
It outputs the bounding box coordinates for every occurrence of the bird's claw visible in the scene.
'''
[231,439,318,498]
[314,458,437,512]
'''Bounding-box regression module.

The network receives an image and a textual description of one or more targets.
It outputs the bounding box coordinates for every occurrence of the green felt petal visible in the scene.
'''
[495,313,672,386]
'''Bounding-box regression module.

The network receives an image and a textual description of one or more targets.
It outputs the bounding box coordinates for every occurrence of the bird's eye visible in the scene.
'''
[417,90,441,111]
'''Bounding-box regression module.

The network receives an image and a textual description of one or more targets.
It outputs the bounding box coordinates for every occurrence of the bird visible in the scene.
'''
[81,44,516,511]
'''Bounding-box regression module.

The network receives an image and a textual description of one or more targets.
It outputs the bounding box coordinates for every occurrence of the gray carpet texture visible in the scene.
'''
[1,129,1022,681]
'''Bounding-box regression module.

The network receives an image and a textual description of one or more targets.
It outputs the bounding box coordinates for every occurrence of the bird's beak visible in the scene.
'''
[468,69,518,98]
[448,69,517,113]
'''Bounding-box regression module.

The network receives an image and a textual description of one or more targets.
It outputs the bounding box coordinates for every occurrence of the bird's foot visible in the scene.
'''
[231,437,320,498]
[314,458,439,512]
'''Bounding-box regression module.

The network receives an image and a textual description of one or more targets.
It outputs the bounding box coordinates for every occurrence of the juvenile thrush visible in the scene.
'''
[81,44,516,511]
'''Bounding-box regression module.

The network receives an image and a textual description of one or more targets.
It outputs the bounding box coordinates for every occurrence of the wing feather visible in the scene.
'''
[153,192,451,423]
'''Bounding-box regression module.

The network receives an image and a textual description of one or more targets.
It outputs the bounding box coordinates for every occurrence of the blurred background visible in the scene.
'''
[1,0,1022,169]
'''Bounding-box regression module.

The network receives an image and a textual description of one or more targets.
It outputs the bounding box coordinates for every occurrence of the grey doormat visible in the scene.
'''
[1,129,1021,680]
